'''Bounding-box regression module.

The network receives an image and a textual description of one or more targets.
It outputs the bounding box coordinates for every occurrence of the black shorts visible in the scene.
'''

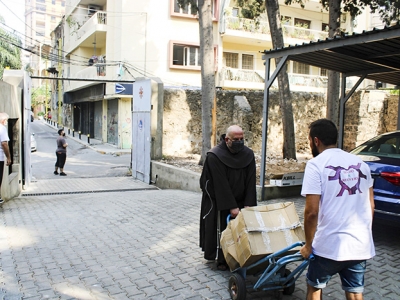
[55,152,67,168]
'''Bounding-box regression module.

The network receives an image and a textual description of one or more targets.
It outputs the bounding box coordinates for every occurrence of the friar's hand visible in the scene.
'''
[230,208,240,218]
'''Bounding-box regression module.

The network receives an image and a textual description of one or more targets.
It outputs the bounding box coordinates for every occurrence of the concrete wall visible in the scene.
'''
[162,88,398,157]
[0,78,23,201]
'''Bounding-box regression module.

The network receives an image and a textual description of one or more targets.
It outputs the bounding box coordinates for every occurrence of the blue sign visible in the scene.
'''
[115,83,133,95]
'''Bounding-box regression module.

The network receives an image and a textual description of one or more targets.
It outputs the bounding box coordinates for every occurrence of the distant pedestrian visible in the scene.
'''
[0,112,12,204]
[55,129,68,176]
[199,125,257,271]
[300,119,375,300]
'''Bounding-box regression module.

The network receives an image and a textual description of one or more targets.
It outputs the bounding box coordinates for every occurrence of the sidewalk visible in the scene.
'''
[42,119,131,155]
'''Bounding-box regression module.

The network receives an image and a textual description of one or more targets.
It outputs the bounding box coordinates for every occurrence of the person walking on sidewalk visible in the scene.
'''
[54,128,68,176]
[199,125,257,271]
[0,113,12,204]
[300,119,375,300]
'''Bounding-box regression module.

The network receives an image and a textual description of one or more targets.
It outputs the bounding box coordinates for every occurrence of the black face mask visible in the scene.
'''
[63,133,66,136]
[230,140,244,153]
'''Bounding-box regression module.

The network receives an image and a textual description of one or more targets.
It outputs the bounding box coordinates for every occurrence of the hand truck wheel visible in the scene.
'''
[228,273,246,300]
[282,269,296,295]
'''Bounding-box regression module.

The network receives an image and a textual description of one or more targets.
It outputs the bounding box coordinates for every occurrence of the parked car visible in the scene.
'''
[31,133,37,152]
[350,131,400,224]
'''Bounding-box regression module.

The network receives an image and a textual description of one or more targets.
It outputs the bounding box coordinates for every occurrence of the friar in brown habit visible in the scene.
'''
[199,125,257,270]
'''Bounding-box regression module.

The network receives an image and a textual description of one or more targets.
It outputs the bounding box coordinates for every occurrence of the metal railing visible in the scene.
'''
[224,17,329,41]
[77,11,107,39]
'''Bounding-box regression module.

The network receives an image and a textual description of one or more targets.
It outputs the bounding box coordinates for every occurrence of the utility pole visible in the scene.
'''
[58,38,62,126]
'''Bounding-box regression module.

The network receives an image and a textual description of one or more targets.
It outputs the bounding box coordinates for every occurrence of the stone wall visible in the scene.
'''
[163,88,326,157]
[162,87,398,157]
[344,91,399,151]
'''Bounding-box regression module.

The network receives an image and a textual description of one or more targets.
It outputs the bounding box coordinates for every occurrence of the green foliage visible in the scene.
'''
[31,86,50,107]
[237,0,265,19]
[0,15,22,80]
[177,0,199,14]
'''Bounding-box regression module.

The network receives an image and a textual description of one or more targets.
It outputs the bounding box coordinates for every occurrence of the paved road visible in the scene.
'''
[1,125,399,299]
[30,121,131,180]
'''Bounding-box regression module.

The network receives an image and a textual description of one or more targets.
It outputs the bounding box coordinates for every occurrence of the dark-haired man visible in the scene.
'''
[54,129,68,176]
[199,125,256,271]
[300,118,375,300]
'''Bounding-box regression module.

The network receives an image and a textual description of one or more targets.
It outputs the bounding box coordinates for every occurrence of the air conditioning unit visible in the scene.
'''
[88,5,101,16]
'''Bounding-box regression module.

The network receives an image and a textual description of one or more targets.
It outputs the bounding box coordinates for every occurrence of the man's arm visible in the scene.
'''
[300,194,320,259]
[1,141,11,166]
[369,187,375,220]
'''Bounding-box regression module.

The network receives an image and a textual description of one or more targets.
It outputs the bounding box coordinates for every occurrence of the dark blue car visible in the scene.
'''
[350,131,400,224]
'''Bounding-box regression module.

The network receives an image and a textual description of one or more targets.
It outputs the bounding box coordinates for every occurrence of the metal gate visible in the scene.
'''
[131,79,152,183]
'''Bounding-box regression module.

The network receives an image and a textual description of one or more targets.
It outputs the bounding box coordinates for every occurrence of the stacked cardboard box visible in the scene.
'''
[221,202,305,271]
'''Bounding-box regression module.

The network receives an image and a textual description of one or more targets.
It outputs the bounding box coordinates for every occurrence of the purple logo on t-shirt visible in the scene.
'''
[326,163,367,196]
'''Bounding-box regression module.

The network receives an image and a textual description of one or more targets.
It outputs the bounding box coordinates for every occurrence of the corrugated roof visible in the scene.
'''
[262,23,400,86]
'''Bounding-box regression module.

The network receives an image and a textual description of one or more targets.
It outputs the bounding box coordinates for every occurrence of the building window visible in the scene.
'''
[320,68,327,76]
[322,23,329,32]
[170,41,217,70]
[224,52,238,68]
[173,44,200,67]
[61,1,65,7]
[232,7,239,17]
[242,54,253,70]
[36,0,45,3]
[281,16,292,26]
[52,0,56,4]
[51,16,56,22]
[171,0,218,19]
[36,4,46,12]
[36,31,45,37]
[294,18,311,29]
[293,61,310,74]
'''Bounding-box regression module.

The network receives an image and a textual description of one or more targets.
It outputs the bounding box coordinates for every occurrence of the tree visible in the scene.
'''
[31,86,50,112]
[238,0,297,159]
[0,15,22,80]
[238,0,400,154]
[177,0,216,165]
[285,0,400,127]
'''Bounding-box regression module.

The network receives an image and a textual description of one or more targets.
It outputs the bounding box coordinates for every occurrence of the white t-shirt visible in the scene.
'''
[301,148,375,261]
[0,123,10,161]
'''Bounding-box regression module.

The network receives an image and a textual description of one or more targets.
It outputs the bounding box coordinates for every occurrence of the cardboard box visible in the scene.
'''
[270,172,304,187]
[225,202,305,268]
[220,221,240,271]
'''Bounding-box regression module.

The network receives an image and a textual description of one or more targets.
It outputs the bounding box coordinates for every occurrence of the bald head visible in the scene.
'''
[225,125,245,153]
[0,112,9,125]
[226,125,243,139]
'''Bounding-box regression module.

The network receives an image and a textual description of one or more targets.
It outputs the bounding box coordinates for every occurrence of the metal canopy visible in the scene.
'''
[262,24,400,86]
[259,24,400,199]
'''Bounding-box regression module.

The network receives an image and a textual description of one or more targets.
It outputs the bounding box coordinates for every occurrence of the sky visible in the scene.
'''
[0,0,26,39]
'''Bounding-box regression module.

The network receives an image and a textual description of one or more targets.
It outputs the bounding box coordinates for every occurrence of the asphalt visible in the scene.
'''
[0,121,399,299]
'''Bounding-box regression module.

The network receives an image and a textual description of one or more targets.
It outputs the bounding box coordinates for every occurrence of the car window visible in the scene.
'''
[351,136,400,158]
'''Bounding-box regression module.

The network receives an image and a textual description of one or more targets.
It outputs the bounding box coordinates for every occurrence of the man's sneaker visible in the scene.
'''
[60,172,67,176]
[54,171,59,175]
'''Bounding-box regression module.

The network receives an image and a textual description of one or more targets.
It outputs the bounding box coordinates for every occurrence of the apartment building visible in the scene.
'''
[25,0,65,89]
[52,0,377,149]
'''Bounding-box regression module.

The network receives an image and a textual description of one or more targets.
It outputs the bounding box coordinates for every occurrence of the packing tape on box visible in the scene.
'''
[247,211,302,233]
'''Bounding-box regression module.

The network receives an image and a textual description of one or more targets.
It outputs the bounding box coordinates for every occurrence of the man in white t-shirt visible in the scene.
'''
[0,112,12,205]
[300,119,375,300]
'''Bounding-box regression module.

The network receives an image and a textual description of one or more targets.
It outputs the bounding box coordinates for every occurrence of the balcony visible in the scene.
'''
[218,67,329,92]
[65,11,107,54]
[223,17,329,45]
[65,62,106,92]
